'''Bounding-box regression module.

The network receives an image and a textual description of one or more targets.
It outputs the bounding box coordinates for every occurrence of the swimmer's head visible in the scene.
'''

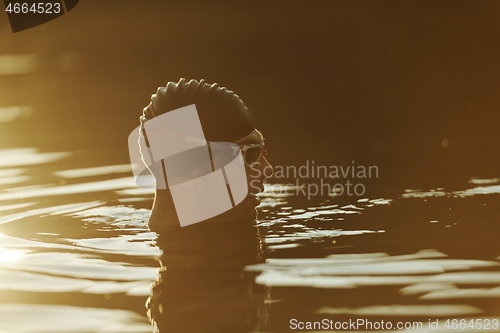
[143,78,273,227]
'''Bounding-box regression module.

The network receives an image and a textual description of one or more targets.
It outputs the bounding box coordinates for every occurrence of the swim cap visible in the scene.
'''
[143,78,255,142]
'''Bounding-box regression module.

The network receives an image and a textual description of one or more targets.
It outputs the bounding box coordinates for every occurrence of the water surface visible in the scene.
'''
[0,147,499,332]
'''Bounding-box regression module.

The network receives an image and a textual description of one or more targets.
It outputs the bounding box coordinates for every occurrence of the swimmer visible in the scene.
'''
[139,78,273,332]
[139,78,274,229]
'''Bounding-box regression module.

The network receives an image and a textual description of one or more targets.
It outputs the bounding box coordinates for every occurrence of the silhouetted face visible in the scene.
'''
[148,128,273,227]
[231,129,274,220]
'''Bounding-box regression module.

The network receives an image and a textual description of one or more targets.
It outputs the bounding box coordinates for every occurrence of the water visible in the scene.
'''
[0,147,500,332]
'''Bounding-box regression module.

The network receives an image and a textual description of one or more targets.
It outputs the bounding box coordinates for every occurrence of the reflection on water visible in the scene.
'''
[0,304,152,333]
[0,54,38,75]
[0,106,32,123]
[0,148,71,168]
[54,164,132,178]
[147,222,268,332]
[251,181,500,332]
[0,147,500,332]
[0,148,158,332]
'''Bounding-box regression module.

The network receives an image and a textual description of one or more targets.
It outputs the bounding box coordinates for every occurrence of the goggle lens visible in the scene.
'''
[244,146,263,166]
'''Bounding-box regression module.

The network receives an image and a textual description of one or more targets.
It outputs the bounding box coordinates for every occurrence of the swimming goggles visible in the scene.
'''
[240,140,267,168]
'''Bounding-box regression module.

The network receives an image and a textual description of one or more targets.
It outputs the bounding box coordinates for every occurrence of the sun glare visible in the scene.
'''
[0,235,24,262]
[0,248,23,262]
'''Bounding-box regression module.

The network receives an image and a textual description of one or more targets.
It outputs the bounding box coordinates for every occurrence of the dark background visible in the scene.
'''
[1,0,499,195]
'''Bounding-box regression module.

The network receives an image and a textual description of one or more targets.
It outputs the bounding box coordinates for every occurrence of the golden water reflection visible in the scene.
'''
[0,144,499,332]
